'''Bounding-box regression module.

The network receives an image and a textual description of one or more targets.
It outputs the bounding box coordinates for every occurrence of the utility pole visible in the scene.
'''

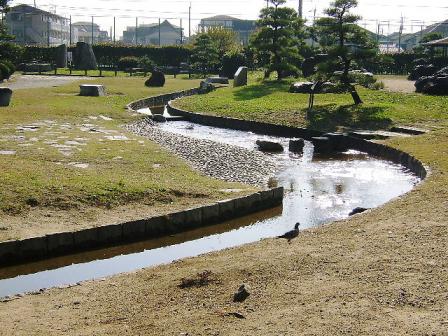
[180,18,183,44]
[47,15,50,46]
[158,18,161,46]
[188,3,191,39]
[113,17,116,43]
[69,15,72,45]
[135,17,138,45]
[398,16,404,53]
[298,0,303,19]
[91,16,94,44]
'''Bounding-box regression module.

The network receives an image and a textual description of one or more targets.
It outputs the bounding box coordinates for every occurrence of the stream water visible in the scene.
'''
[0,115,420,298]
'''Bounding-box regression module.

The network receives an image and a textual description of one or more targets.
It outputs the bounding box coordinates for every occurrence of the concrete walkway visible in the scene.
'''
[1,75,91,90]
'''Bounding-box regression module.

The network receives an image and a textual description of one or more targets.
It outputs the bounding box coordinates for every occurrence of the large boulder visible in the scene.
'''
[256,140,283,152]
[198,80,215,94]
[0,88,13,107]
[55,44,68,68]
[145,70,165,87]
[289,81,314,93]
[233,66,248,87]
[74,42,97,70]
[415,76,433,93]
[205,76,229,85]
[311,136,333,154]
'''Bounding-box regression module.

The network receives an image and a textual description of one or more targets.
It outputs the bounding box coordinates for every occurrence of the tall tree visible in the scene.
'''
[190,33,220,76]
[315,0,377,105]
[202,26,241,59]
[0,0,11,40]
[251,0,306,80]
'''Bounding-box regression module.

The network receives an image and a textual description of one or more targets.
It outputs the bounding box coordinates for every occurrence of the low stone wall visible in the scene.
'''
[0,187,284,265]
[127,88,199,112]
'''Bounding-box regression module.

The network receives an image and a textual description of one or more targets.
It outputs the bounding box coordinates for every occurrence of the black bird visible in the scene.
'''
[278,222,300,243]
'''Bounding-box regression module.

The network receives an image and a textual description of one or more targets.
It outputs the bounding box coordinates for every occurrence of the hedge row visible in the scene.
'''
[22,44,192,67]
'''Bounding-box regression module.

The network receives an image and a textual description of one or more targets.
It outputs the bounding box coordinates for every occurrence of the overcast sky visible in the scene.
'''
[10,0,448,38]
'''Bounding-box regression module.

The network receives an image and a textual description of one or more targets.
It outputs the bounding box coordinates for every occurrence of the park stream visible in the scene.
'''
[0,109,420,298]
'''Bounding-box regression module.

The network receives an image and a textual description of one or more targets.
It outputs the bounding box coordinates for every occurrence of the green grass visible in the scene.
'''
[173,79,448,132]
[0,76,252,216]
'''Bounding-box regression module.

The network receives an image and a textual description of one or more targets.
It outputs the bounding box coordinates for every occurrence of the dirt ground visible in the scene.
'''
[3,75,92,90]
[379,76,416,93]
[0,148,447,335]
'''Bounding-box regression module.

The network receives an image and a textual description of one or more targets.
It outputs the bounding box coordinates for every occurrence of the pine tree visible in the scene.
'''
[251,0,306,80]
[315,0,377,104]
[191,34,220,76]
[0,0,11,41]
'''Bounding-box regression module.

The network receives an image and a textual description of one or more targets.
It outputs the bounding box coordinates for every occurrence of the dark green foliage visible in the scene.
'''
[0,42,24,64]
[22,44,191,67]
[118,56,140,70]
[221,50,246,78]
[191,34,220,76]
[0,63,10,79]
[314,0,378,104]
[138,56,155,72]
[420,33,443,44]
[0,0,12,41]
[250,0,306,80]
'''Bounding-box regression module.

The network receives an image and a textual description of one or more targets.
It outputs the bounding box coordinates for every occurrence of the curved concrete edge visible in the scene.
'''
[0,187,284,266]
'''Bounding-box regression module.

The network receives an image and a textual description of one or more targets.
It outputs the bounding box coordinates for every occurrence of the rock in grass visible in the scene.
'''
[233,284,251,302]
[145,70,165,87]
[0,87,13,107]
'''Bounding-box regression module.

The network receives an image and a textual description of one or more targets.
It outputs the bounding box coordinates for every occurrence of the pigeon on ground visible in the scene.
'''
[278,222,300,243]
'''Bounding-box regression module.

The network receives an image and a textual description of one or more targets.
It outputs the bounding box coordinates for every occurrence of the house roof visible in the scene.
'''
[201,15,240,22]
[422,37,448,46]
[9,4,65,19]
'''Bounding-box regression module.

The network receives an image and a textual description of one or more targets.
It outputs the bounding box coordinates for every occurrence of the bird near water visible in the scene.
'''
[278,222,300,243]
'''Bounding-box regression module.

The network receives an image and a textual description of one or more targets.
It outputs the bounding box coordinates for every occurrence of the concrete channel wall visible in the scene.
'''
[0,187,284,265]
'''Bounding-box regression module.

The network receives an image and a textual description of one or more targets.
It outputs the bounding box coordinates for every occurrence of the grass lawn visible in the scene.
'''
[173,79,448,131]
[0,76,254,241]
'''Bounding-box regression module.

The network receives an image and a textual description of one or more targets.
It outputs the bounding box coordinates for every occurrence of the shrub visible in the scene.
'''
[0,67,4,81]
[2,60,16,74]
[138,56,155,72]
[220,50,246,78]
[0,42,24,64]
[0,63,11,79]
[117,56,140,70]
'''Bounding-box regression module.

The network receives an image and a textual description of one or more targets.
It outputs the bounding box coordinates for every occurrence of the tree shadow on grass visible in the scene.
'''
[308,104,393,132]
[233,81,290,101]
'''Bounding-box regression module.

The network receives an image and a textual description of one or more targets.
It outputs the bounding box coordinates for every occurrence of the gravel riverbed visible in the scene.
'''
[126,118,277,186]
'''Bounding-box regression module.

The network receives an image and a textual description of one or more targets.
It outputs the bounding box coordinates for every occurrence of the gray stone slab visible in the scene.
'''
[145,215,168,237]
[79,84,106,97]
[233,66,248,87]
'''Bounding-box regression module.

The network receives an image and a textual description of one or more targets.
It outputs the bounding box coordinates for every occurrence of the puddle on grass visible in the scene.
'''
[0,117,420,298]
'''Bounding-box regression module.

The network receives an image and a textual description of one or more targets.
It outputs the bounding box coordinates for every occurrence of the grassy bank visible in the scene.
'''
[0,76,253,241]
[173,80,448,131]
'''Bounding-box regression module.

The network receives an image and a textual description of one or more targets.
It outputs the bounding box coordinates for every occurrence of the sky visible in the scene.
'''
[9,0,448,38]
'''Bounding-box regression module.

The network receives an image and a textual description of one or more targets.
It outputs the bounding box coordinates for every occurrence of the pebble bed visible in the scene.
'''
[126,118,277,186]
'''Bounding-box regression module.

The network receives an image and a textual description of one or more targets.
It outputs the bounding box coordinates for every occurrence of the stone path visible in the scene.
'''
[126,119,277,186]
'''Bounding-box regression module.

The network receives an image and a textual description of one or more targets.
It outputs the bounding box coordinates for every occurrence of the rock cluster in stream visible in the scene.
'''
[126,119,277,186]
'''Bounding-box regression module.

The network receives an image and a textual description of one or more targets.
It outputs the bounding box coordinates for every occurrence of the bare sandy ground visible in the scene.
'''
[379,76,416,94]
[2,75,92,90]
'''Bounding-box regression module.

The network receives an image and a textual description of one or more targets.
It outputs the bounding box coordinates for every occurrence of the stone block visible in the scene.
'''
[145,71,165,87]
[55,44,67,68]
[272,187,284,203]
[0,240,18,264]
[311,136,333,154]
[201,203,220,224]
[145,215,168,237]
[74,42,97,70]
[289,138,305,153]
[218,199,235,221]
[183,208,203,228]
[73,227,98,249]
[79,84,106,97]
[233,66,248,87]
[234,195,255,215]
[0,88,13,107]
[18,237,47,259]
[47,232,74,255]
[122,219,147,241]
[258,189,275,207]
[167,211,186,231]
[97,224,123,245]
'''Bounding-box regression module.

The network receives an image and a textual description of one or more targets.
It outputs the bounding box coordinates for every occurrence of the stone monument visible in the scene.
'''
[233,66,248,87]
[74,42,98,70]
[145,70,165,87]
[55,44,68,68]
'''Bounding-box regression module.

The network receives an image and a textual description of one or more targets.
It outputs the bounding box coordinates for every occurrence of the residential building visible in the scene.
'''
[71,21,110,44]
[122,20,183,46]
[198,15,256,45]
[5,4,72,46]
